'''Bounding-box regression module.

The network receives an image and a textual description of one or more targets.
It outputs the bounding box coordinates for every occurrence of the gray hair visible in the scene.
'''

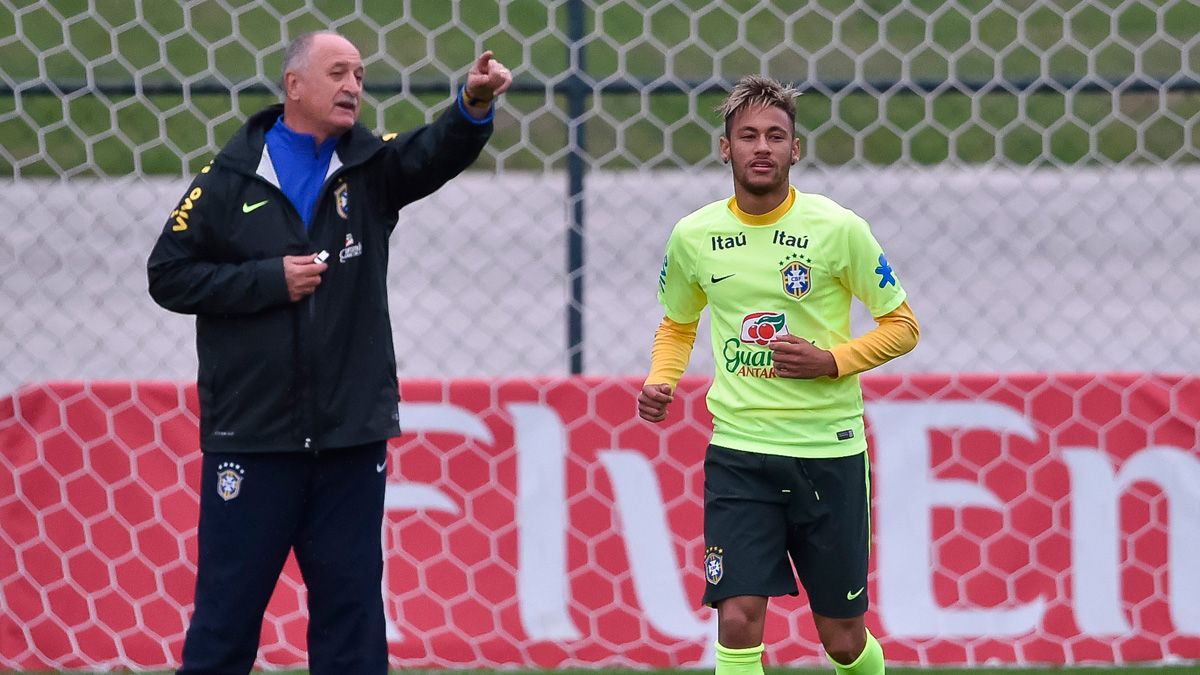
[281,31,339,85]
[717,75,800,137]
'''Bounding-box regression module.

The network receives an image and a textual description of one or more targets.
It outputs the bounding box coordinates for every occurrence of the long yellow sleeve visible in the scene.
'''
[829,300,920,378]
[645,316,699,388]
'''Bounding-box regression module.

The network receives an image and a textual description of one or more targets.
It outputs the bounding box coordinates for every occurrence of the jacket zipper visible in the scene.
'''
[240,171,320,451]
[301,166,350,451]
[303,291,317,451]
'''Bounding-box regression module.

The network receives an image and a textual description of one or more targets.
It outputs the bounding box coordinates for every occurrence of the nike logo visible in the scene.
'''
[710,273,735,283]
[375,462,387,473]
[846,586,865,600]
[242,200,268,213]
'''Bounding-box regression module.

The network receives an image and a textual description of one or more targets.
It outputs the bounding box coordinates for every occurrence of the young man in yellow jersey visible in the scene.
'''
[638,75,919,675]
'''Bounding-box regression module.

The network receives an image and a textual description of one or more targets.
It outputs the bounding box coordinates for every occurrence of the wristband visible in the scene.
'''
[463,88,493,107]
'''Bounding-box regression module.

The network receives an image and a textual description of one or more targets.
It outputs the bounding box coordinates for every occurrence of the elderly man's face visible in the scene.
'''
[288,34,363,140]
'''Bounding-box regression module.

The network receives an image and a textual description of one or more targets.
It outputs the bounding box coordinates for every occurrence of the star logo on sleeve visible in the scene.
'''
[875,253,896,288]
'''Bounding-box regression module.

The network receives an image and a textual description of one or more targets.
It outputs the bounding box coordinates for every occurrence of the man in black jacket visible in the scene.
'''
[148,31,511,674]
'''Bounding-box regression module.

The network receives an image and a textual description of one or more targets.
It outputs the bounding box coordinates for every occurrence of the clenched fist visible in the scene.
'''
[637,383,674,423]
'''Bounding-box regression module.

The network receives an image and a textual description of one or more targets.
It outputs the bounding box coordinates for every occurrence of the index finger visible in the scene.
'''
[474,50,494,71]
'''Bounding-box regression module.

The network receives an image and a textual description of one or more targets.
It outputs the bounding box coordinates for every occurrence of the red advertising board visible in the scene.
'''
[1,375,1198,670]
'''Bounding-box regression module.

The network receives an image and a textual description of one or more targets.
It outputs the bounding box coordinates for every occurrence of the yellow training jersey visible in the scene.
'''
[656,187,906,458]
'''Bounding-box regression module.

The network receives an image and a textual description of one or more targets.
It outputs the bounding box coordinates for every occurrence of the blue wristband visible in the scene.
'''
[457,86,495,125]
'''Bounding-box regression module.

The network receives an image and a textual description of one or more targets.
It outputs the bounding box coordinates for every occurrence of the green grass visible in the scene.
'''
[1,0,1198,176]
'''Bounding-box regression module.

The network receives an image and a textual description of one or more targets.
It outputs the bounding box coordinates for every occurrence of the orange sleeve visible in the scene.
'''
[644,316,699,389]
[828,300,920,378]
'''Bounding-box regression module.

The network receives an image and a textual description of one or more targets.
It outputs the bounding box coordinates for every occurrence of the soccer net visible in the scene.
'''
[1,0,1198,670]
[1,0,1197,388]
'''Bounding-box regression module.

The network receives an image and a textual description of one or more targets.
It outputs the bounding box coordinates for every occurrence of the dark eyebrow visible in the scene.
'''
[736,124,790,134]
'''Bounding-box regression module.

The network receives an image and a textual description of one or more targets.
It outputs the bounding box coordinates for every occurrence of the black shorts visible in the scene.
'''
[700,444,872,619]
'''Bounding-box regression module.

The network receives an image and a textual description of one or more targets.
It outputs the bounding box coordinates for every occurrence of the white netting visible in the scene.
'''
[1,0,1198,391]
[2,375,1199,670]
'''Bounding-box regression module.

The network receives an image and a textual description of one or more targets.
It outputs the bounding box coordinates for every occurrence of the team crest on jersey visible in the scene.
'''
[334,181,349,219]
[779,252,812,299]
[704,546,724,585]
[740,311,790,345]
[216,462,245,501]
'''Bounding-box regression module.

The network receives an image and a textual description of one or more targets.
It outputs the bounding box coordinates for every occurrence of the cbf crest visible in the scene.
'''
[704,546,724,585]
[334,181,349,219]
[216,462,245,501]
[779,252,813,299]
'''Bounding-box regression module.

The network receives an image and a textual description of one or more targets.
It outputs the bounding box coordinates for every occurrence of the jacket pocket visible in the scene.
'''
[197,309,297,447]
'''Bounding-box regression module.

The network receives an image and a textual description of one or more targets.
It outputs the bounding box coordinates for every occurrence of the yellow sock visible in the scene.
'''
[827,629,884,675]
[715,642,765,675]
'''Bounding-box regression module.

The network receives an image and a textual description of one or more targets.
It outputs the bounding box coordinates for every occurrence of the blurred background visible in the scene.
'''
[2,2,1199,673]
[2,0,1197,395]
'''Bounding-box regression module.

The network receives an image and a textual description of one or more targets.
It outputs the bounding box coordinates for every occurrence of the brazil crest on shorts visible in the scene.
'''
[704,546,724,585]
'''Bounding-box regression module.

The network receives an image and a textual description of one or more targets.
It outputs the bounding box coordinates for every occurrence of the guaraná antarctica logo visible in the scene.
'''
[739,311,790,345]
[722,311,791,378]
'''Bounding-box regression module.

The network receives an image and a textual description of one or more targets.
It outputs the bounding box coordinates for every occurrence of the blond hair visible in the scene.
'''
[717,75,799,137]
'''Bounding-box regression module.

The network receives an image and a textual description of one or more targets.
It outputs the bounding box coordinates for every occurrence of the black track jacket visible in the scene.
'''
[148,103,492,453]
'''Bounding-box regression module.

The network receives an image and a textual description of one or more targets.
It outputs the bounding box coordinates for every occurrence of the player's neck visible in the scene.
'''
[732,183,791,216]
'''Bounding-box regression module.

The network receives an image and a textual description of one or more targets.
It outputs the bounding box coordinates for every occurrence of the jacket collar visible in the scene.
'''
[215,103,385,173]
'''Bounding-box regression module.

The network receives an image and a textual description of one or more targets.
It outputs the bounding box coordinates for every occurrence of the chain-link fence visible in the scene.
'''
[2,0,1198,395]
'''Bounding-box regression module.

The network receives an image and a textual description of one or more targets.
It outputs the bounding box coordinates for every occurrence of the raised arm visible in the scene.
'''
[461,50,513,119]
[375,51,513,212]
